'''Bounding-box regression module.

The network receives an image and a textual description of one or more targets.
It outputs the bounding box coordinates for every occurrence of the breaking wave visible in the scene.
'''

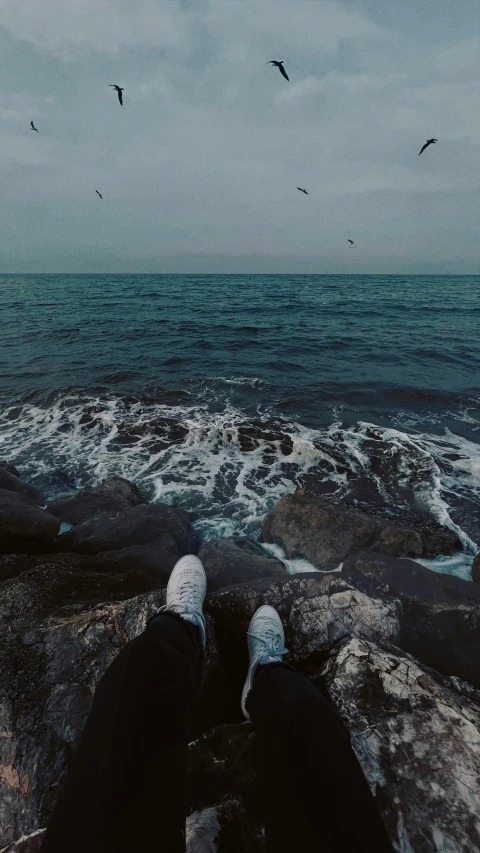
[1,389,479,579]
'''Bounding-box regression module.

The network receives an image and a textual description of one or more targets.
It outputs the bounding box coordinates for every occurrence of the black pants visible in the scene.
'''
[40,614,393,852]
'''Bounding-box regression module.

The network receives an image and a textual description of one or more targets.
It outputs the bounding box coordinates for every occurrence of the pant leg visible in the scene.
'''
[40,613,201,853]
[247,664,394,853]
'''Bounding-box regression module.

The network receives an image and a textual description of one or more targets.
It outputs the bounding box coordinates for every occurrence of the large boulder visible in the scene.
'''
[2,564,480,852]
[343,550,480,687]
[0,553,162,625]
[60,502,199,557]
[198,537,288,591]
[0,490,60,555]
[205,574,401,702]
[47,476,146,526]
[322,638,480,852]
[0,463,44,505]
[0,829,46,853]
[261,488,460,569]
[0,589,227,847]
[91,536,180,584]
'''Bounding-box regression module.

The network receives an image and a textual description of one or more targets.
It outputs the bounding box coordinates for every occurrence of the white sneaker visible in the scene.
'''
[241,605,288,720]
[158,555,207,648]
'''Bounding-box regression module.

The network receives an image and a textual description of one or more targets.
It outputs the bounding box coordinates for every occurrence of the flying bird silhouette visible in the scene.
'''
[30,121,39,132]
[96,190,103,199]
[297,187,308,194]
[110,85,124,106]
[267,60,289,81]
[419,138,437,156]
[348,240,356,248]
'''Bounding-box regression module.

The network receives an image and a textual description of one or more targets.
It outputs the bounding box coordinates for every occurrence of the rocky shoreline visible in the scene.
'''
[1,462,479,851]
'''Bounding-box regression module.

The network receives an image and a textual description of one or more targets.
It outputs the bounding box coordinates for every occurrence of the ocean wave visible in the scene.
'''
[0,391,479,567]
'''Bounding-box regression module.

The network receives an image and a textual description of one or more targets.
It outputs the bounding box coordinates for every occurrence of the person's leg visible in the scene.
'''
[243,606,394,853]
[40,555,207,853]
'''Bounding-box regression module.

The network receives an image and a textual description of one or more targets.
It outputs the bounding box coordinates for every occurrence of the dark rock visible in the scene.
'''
[261,488,459,568]
[205,574,401,701]
[60,502,199,556]
[0,590,227,846]
[91,536,180,584]
[198,537,288,591]
[0,462,20,477]
[323,637,480,853]
[343,550,480,688]
[2,562,480,851]
[0,463,44,505]
[0,553,162,626]
[0,490,60,555]
[47,476,146,526]
[472,553,480,583]
[0,829,46,852]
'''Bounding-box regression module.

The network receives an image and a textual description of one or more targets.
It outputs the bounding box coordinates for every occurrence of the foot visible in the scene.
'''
[241,605,288,720]
[159,555,207,648]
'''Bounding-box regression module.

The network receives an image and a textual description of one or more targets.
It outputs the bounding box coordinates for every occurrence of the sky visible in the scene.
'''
[0,0,479,274]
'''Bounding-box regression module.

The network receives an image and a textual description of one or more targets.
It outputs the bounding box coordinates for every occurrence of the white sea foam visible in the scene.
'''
[1,393,479,579]
[260,542,322,575]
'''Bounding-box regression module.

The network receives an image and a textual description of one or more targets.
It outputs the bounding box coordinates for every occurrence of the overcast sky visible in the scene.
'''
[0,0,479,274]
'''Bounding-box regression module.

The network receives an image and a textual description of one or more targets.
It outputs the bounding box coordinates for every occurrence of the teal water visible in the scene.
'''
[1,274,479,576]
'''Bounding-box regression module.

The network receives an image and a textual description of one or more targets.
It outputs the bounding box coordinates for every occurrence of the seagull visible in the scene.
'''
[267,60,289,81]
[96,190,103,199]
[419,138,437,156]
[297,187,308,194]
[109,84,124,106]
[30,121,39,132]
[348,239,356,248]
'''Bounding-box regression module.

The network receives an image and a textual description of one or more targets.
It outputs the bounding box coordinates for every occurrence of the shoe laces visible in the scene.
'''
[248,625,288,659]
[171,575,201,614]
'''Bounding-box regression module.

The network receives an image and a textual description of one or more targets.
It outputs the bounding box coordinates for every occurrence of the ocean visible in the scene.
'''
[1,273,479,579]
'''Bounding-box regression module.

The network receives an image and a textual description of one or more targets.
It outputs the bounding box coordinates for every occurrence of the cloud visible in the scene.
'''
[0,0,193,55]
[0,0,478,272]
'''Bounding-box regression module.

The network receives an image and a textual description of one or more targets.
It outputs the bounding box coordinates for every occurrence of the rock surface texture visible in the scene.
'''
[198,537,288,591]
[0,490,60,555]
[0,475,478,851]
[46,476,146,526]
[262,487,461,568]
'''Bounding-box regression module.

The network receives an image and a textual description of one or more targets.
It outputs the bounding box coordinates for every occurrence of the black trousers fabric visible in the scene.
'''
[247,664,394,852]
[40,614,393,853]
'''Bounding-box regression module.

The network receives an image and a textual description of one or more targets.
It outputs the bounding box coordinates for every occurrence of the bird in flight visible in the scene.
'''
[297,187,308,194]
[30,121,39,132]
[348,239,356,248]
[110,85,124,106]
[96,190,103,199]
[419,138,437,156]
[267,60,289,81]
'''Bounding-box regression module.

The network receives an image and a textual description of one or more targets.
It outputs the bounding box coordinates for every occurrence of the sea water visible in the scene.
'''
[1,273,479,580]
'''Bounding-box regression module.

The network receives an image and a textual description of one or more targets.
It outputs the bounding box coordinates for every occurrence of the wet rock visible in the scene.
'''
[90,536,180,584]
[47,476,146,526]
[343,550,480,688]
[322,637,480,853]
[0,490,60,555]
[0,828,46,853]
[0,590,226,846]
[198,538,288,591]
[60,502,199,557]
[0,552,161,626]
[262,487,460,568]
[0,463,44,505]
[472,553,480,583]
